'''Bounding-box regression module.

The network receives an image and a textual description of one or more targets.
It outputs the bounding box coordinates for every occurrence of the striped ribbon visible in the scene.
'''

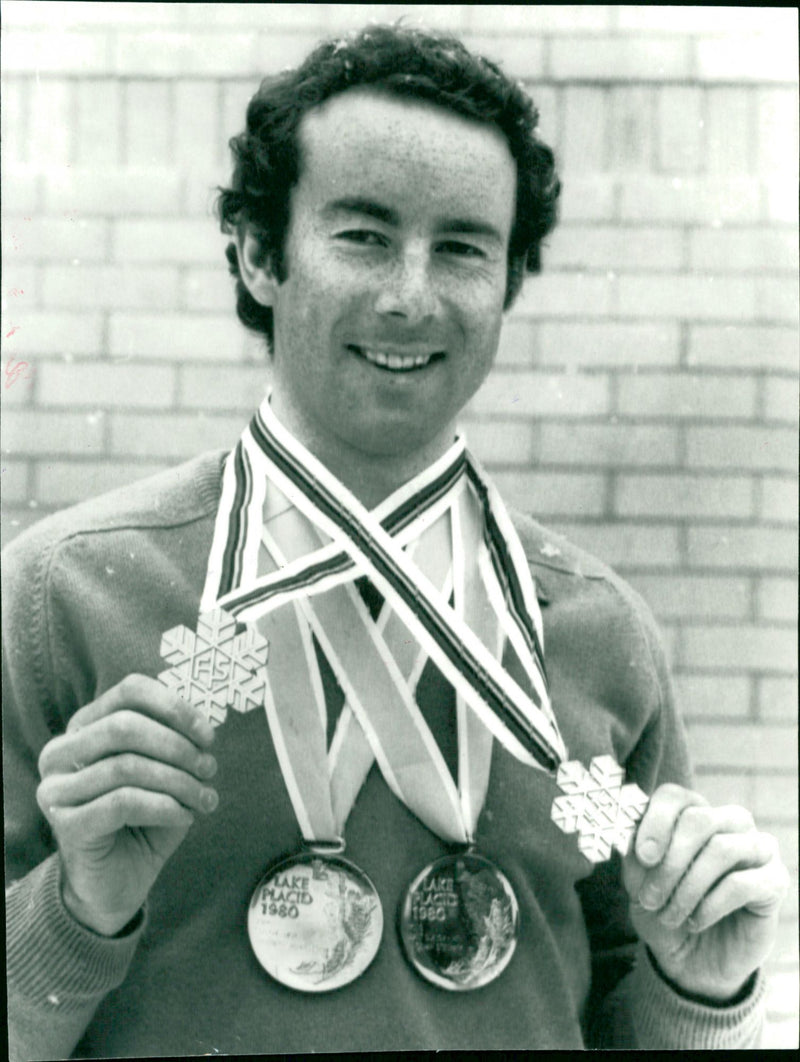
[205,398,566,774]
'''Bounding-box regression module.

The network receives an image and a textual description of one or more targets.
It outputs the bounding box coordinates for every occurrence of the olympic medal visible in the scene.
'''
[248,852,383,992]
[399,851,519,991]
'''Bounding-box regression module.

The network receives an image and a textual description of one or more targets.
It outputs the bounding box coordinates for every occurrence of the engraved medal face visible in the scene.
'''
[248,853,383,992]
[399,852,519,991]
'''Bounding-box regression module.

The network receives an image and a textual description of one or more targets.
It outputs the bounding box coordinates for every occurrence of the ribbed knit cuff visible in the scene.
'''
[627,940,766,1049]
[6,854,145,1015]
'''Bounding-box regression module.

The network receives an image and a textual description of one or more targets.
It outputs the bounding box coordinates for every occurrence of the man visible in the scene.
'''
[4,24,787,1057]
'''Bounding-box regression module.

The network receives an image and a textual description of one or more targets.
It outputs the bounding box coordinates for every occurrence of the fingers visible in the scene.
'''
[49,788,197,844]
[38,754,219,820]
[624,783,709,897]
[39,673,217,783]
[690,842,790,932]
[65,674,215,748]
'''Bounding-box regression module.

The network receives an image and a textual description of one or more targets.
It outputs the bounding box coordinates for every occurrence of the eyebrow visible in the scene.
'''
[321,196,505,245]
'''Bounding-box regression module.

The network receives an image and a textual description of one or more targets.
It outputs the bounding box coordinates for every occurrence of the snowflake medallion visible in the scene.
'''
[158,608,269,726]
[551,754,648,863]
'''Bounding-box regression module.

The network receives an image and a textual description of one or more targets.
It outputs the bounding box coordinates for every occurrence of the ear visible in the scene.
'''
[234,228,278,308]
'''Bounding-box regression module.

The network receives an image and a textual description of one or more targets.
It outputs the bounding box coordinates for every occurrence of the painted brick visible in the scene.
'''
[76,79,121,165]
[37,361,176,409]
[1,30,109,74]
[124,81,172,166]
[108,313,245,361]
[113,32,257,77]
[539,423,679,467]
[764,178,800,225]
[45,167,181,216]
[0,354,37,407]
[556,177,616,222]
[512,273,612,318]
[759,677,798,721]
[556,522,680,569]
[687,723,797,770]
[764,377,799,424]
[42,265,180,310]
[620,176,761,224]
[460,36,545,79]
[495,318,536,367]
[113,219,227,264]
[182,169,231,217]
[35,459,170,506]
[468,370,609,417]
[706,88,752,175]
[618,373,756,419]
[682,623,797,672]
[672,675,751,718]
[183,268,239,313]
[2,263,38,310]
[608,86,655,172]
[749,774,799,822]
[175,81,220,171]
[28,79,72,167]
[0,461,31,504]
[487,471,606,518]
[615,473,753,519]
[466,6,611,32]
[3,312,104,357]
[178,364,269,411]
[761,475,799,524]
[1,409,105,456]
[110,412,244,458]
[688,325,798,371]
[692,770,754,807]
[617,275,756,321]
[657,87,703,174]
[2,76,28,164]
[4,2,184,26]
[459,420,535,466]
[545,226,683,272]
[690,228,799,273]
[758,278,800,325]
[757,578,799,623]
[561,87,607,173]
[1,507,53,549]
[523,84,559,152]
[188,2,332,28]
[686,426,797,473]
[687,526,797,572]
[538,322,680,367]
[4,216,108,263]
[616,7,783,33]
[758,88,800,178]
[549,37,690,81]
[632,575,750,621]
[2,169,41,215]
[696,34,799,84]
[221,80,260,146]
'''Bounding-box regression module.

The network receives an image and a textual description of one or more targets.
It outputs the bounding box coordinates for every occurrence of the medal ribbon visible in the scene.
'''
[210,399,566,773]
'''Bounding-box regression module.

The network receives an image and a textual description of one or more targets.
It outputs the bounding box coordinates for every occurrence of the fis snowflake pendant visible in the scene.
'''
[158,608,269,726]
[551,755,648,863]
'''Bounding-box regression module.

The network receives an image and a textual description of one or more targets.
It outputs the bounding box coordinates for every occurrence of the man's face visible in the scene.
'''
[250,88,517,471]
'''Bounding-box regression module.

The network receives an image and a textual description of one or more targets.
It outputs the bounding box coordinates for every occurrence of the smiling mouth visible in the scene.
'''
[347,344,445,373]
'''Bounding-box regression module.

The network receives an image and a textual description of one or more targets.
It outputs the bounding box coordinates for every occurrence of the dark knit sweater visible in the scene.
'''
[3,451,765,1058]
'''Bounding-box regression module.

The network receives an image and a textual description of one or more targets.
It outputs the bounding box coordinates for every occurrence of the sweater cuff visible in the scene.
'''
[6,853,145,1015]
[628,940,766,1049]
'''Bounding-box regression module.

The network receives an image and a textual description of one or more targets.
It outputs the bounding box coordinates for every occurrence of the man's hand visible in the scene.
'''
[37,675,219,937]
[623,783,788,1002]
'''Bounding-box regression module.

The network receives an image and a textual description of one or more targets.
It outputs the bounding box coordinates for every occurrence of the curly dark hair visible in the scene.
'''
[217,22,560,350]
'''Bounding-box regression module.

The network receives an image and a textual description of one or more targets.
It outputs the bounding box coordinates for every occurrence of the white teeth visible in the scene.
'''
[355,346,435,371]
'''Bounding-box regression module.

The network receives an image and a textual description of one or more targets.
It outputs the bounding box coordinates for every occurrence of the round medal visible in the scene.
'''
[248,851,383,992]
[399,851,519,991]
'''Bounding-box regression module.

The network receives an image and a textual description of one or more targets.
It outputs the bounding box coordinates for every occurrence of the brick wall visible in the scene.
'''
[1,3,797,1044]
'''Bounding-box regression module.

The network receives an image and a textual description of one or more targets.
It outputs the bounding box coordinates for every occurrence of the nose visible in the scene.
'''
[374,247,439,324]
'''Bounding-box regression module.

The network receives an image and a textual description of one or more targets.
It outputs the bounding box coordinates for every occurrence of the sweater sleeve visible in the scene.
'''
[579,578,766,1049]
[2,526,143,1062]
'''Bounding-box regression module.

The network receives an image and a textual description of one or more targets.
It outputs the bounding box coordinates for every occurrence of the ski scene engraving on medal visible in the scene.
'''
[248,853,383,992]
[399,852,519,991]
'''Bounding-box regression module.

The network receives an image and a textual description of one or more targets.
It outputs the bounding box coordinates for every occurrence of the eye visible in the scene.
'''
[336,230,388,247]
[437,240,486,258]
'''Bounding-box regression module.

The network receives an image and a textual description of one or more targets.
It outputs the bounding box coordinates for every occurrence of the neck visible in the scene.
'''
[267,393,458,510]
